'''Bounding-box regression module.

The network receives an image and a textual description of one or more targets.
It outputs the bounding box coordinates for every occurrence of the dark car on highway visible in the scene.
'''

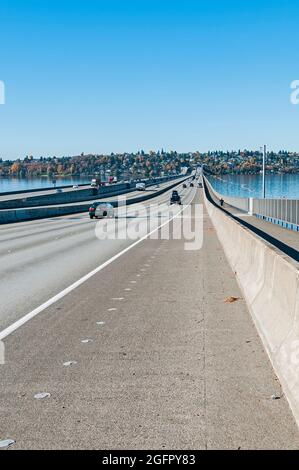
[170,190,182,205]
[183,183,187,188]
[88,202,101,219]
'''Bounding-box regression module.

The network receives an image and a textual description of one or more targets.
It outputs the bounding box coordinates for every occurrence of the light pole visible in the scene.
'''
[262,145,266,199]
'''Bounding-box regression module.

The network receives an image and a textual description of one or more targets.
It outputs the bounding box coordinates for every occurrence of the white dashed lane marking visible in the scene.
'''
[34,392,50,399]
[0,196,192,341]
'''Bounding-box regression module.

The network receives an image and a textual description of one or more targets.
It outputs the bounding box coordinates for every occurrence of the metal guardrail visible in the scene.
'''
[204,175,299,231]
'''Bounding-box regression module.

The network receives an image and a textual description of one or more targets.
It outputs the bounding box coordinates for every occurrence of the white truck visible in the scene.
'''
[91,177,101,188]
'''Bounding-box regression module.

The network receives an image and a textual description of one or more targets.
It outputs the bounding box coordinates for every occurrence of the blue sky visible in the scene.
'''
[0,0,299,159]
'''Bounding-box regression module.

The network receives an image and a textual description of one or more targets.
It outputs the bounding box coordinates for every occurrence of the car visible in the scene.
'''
[95,203,114,219]
[183,183,187,188]
[190,182,194,187]
[88,202,101,219]
[72,185,79,189]
[136,182,146,191]
[56,188,63,193]
[170,190,181,205]
[198,182,203,188]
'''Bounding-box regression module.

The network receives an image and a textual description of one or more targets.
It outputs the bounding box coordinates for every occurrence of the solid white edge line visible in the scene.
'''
[0,189,195,341]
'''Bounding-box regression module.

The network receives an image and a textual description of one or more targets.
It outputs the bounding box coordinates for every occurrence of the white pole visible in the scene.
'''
[262,145,266,199]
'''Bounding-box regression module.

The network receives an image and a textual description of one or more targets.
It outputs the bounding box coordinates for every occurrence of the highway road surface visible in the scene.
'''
[0,185,299,449]
[0,181,191,332]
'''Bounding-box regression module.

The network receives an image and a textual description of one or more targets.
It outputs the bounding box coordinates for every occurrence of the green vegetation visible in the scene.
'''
[1,149,299,179]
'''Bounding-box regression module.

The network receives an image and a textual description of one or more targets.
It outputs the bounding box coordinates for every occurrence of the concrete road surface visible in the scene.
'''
[0,182,190,331]
[0,188,299,449]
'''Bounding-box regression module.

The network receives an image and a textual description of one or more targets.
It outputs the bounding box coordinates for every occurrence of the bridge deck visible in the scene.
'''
[204,177,299,259]
[0,190,298,449]
[219,200,299,254]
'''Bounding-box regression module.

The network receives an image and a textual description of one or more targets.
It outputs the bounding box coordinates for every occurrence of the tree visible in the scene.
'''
[10,162,21,175]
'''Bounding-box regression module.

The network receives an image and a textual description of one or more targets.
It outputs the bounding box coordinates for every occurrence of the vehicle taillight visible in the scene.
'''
[89,207,95,211]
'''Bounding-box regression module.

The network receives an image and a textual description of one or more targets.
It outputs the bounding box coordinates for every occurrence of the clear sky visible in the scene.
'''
[0,0,299,159]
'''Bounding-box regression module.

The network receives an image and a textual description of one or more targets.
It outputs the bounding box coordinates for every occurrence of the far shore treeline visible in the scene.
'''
[0,149,299,179]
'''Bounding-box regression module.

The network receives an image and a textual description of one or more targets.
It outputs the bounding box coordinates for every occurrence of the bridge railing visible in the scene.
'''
[204,175,299,231]
[252,198,299,227]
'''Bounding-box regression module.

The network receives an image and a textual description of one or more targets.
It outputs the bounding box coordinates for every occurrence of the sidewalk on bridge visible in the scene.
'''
[1,190,299,449]
[221,199,299,253]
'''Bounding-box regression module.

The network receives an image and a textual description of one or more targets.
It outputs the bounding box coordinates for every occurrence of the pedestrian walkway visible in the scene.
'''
[213,192,299,254]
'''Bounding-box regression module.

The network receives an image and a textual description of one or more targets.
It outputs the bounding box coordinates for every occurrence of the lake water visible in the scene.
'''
[207,174,299,199]
[1,174,299,199]
[0,176,91,193]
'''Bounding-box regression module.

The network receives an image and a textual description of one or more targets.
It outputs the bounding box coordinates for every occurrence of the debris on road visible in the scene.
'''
[271,394,281,400]
[34,392,50,400]
[0,439,15,448]
[224,296,240,303]
[63,361,77,367]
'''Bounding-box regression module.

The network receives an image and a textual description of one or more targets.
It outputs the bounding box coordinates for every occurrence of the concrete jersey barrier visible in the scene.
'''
[203,181,299,427]
[0,177,188,224]
[204,177,249,212]
[0,175,181,210]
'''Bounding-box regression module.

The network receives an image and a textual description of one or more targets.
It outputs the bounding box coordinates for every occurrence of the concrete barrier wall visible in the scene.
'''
[205,177,249,212]
[0,184,132,209]
[0,182,89,197]
[0,177,187,224]
[203,187,299,427]
[0,176,180,209]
